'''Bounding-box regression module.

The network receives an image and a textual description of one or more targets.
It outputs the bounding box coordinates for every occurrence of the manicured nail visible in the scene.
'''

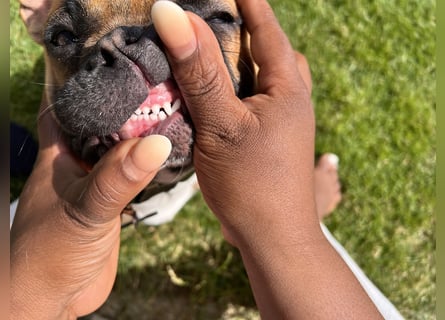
[151,0,197,60]
[326,153,339,169]
[125,135,172,180]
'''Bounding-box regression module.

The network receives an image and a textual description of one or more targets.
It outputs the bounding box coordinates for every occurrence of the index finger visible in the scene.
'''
[236,0,301,93]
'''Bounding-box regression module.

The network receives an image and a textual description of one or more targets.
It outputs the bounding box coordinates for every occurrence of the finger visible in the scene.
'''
[19,0,49,44]
[151,1,247,133]
[236,0,300,93]
[323,153,339,171]
[294,51,312,95]
[69,135,172,224]
[151,0,197,61]
[317,153,339,171]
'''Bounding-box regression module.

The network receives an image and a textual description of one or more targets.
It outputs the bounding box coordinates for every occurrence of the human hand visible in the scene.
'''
[151,2,384,318]
[10,94,172,319]
[151,2,382,319]
[152,0,319,247]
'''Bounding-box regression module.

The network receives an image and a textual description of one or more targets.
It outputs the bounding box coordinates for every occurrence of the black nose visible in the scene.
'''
[84,25,171,85]
[99,27,144,66]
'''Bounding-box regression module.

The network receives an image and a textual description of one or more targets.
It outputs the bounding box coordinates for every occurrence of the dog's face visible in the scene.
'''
[22,0,254,185]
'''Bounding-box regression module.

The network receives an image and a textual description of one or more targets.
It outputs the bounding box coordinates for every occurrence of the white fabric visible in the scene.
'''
[131,173,199,226]
[10,198,19,228]
[320,223,404,319]
[9,174,199,228]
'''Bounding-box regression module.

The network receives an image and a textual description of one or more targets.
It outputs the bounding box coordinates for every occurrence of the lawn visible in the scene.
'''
[10,0,435,319]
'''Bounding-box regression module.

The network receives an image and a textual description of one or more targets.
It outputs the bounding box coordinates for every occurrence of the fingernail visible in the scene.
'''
[125,135,172,180]
[326,153,339,169]
[151,0,197,60]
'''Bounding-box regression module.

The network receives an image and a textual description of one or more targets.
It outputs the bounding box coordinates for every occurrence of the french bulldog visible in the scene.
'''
[19,0,255,221]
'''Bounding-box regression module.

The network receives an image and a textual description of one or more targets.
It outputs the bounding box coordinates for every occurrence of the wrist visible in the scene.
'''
[10,275,73,320]
[11,236,73,320]
[236,217,324,256]
[219,200,322,251]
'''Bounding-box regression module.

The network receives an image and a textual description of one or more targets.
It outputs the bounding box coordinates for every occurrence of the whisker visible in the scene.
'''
[220,49,255,75]
[28,81,58,87]
[37,101,57,121]
[159,160,189,185]
[236,57,255,79]
[16,135,31,157]
[79,124,87,141]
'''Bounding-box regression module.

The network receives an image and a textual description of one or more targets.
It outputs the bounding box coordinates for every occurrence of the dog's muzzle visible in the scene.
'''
[53,25,194,173]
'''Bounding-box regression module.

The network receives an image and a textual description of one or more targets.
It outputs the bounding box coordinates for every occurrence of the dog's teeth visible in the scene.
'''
[163,102,172,115]
[171,99,181,113]
[110,132,120,141]
[131,100,179,123]
[159,111,167,120]
[152,104,161,115]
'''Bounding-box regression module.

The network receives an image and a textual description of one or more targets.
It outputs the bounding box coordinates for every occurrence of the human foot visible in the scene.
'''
[314,153,342,220]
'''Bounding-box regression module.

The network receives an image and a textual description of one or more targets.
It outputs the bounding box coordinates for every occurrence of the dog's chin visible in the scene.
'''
[69,79,194,183]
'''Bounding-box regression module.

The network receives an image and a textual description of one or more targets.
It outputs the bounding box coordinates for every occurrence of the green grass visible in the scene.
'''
[10,0,435,318]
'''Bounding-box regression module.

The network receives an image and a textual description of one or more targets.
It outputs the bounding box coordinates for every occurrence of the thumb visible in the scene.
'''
[151,1,247,135]
[70,135,172,224]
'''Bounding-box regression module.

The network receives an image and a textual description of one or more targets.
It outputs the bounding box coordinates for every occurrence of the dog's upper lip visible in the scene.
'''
[113,59,184,139]
[117,79,185,140]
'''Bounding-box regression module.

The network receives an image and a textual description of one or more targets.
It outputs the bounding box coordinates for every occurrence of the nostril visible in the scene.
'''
[101,48,115,67]
[85,61,93,71]
[125,35,140,45]
[123,26,144,45]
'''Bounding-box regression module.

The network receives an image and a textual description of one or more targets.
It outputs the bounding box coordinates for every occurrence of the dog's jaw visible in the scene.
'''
[69,77,194,179]
[39,0,254,186]
[45,23,196,182]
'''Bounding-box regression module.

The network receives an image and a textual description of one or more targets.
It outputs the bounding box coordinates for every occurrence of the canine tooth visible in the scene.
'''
[152,104,161,115]
[150,113,158,121]
[135,109,142,115]
[171,99,181,113]
[142,107,150,115]
[163,102,172,115]
[159,111,167,120]
[131,114,138,121]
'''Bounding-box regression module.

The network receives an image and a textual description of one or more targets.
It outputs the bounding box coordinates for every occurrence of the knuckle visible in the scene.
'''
[61,200,94,229]
[197,109,256,156]
[65,177,123,227]
[88,175,122,209]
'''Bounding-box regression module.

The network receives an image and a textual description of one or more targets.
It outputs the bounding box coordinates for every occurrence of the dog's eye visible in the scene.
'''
[51,30,79,47]
[207,11,236,24]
